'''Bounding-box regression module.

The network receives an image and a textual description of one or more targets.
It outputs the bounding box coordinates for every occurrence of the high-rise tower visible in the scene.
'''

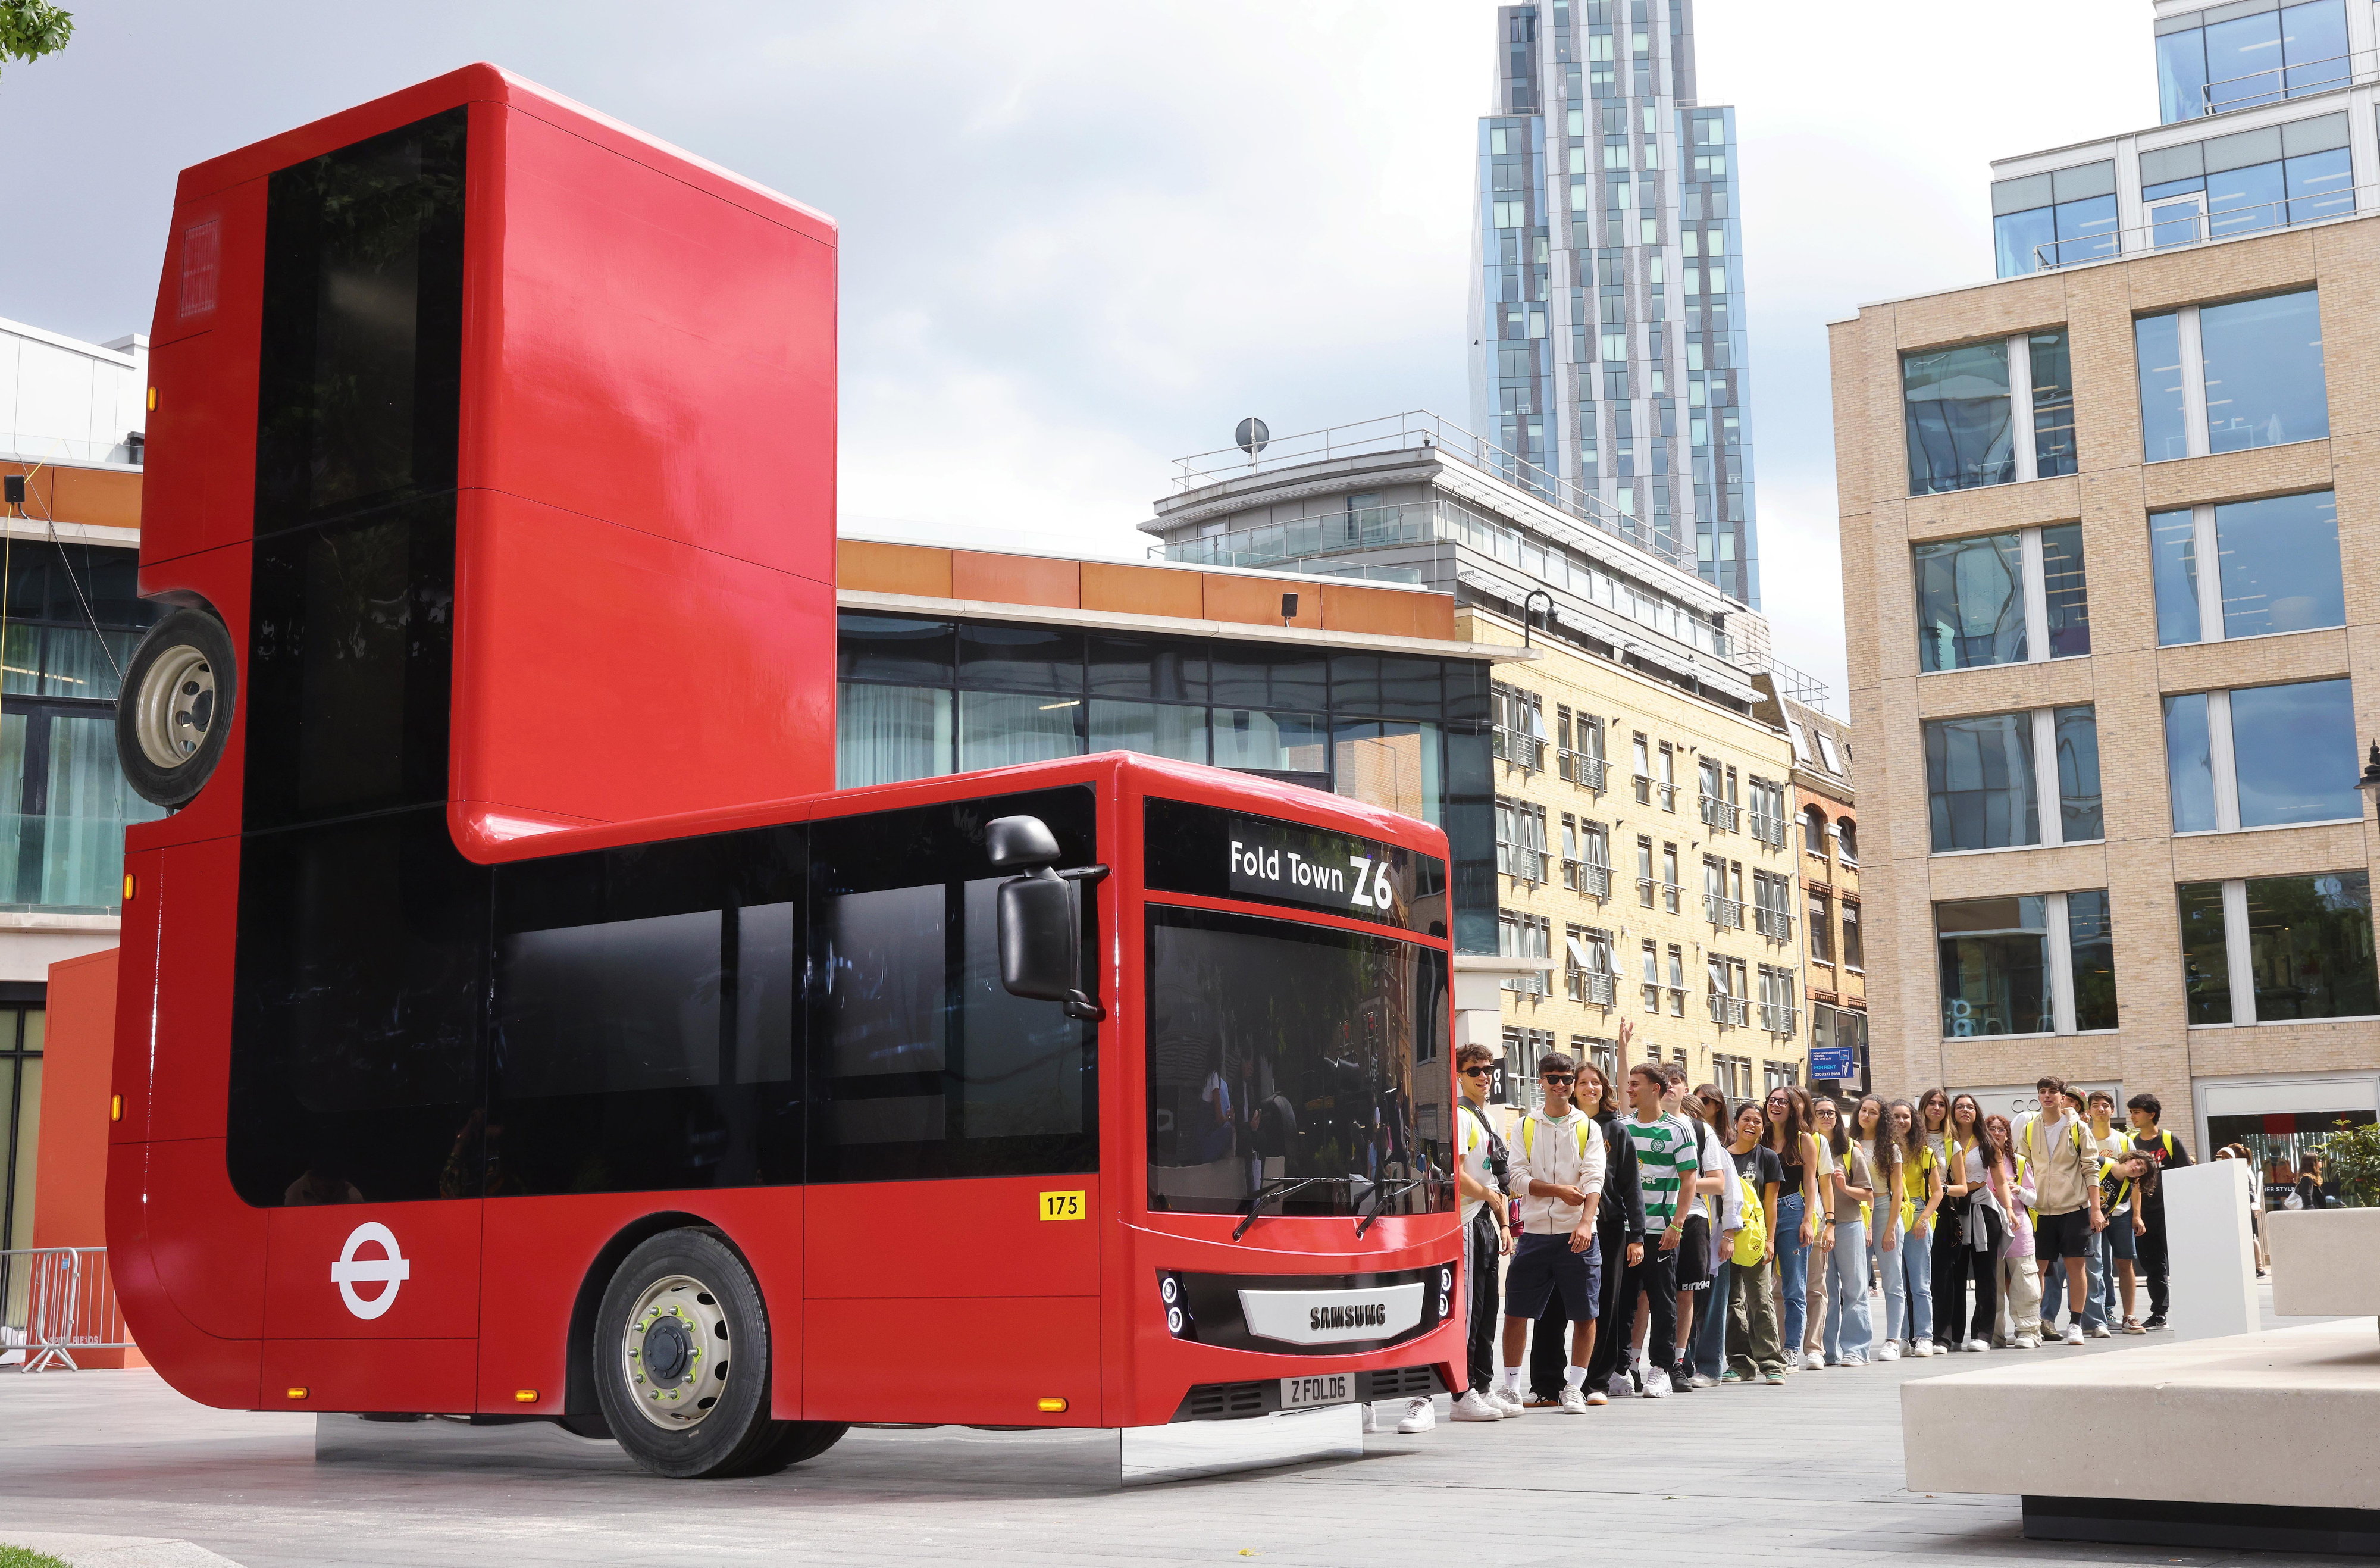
[1469,0,1760,606]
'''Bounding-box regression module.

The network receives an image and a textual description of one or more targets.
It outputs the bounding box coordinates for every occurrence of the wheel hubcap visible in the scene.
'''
[133,644,216,770]
[621,1274,731,1430]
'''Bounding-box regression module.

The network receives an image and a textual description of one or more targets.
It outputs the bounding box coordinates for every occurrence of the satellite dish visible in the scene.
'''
[1235,417,1270,456]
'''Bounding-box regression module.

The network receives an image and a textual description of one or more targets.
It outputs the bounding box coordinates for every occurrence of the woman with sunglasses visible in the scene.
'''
[1761,1083,1822,1367]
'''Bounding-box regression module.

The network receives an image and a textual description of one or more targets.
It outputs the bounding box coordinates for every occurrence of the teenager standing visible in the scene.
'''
[1574,1052,1646,1404]
[1608,1061,1701,1398]
[1984,1112,2041,1348]
[1724,1100,1787,1384]
[1800,1096,1844,1370]
[1879,1098,1936,1358]
[1452,1044,1514,1421]
[1825,1096,1886,1366]
[1498,1051,1605,1412]
[2126,1093,2191,1330]
[1932,1093,1993,1352]
[2026,1077,2107,1345]
[1763,1084,1822,1365]
[1683,1084,1738,1386]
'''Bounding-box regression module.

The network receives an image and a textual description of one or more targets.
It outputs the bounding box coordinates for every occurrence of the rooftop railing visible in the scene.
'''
[2030,182,2373,273]
[2191,50,2368,118]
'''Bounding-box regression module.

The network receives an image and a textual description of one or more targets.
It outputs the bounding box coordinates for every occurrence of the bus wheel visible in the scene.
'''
[593,1229,823,1479]
[115,607,237,808]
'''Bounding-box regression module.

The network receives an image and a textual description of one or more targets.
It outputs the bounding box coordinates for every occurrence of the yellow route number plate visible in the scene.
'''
[1039,1190,1086,1221]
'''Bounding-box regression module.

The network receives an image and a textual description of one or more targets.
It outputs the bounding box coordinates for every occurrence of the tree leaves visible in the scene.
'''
[0,1,73,80]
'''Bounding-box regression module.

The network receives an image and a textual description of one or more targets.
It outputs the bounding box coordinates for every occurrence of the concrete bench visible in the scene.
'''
[2265,1207,2380,1319]
[1903,1318,2380,1553]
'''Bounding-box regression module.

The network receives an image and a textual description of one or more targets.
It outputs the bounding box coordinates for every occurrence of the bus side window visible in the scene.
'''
[487,826,805,1195]
[809,786,1100,1183]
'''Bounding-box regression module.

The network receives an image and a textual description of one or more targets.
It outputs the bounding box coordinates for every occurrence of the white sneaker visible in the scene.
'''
[1605,1372,1634,1400]
[2090,1324,2113,1339]
[2063,1323,2085,1346]
[1640,1366,1671,1398]
[1912,1339,1936,1359]
[1964,1337,1991,1353]
[2015,1332,2041,1349]
[1395,1396,1436,1434]
[1687,1372,1715,1388]
[1557,1385,1590,1414]
[1878,1341,1902,1361]
[1452,1390,1504,1423]
[1585,1387,1608,1406]
[1801,1351,1825,1371]
[1488,1384,1525,1416]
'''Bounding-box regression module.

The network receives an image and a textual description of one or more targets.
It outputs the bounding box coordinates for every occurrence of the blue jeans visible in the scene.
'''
[1898,1220,1935,1343]
[1774,1193,1811,1353]
[1825,1215,1872,1363]
[1871,1224,1905,1344]
[1691,1257,1731,1379]
[2083,1229,2109,1331]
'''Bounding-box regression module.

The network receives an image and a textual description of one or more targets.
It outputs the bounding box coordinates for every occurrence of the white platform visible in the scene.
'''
[1903,1319,2380,1551]
[2161,1158,2257,1341]
[2266,1207,2380,1317]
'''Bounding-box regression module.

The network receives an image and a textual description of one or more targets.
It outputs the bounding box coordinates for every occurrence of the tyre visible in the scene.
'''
[114,606,237,808]
[591,1228,840,1479]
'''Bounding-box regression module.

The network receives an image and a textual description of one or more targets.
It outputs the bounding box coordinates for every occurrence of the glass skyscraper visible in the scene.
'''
[1469,0,1761,606]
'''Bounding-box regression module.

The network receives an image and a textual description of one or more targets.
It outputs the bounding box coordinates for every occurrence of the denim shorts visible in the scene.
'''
[1504,1231,1602,1320]
[2103,1216,2139,1262]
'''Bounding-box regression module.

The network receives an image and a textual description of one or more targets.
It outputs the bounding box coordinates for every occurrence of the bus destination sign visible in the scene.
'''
[1143,797,1448,935]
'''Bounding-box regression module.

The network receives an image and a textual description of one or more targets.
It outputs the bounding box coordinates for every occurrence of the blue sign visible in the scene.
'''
[1808,1046,1856,1081]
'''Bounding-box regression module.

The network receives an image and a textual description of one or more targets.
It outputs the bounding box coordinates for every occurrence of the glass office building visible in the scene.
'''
[1471,0,1762,606]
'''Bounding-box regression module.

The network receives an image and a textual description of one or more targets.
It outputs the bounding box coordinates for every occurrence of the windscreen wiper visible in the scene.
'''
[1354,1179,1425,1239]
[1232,1176,1336,1241]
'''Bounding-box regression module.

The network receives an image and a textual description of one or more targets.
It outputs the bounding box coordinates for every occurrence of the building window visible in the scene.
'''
[2138,112,2354,248]
[1990,164,2118,276]
[1924,706,2102,852]
[1660,843,1681,913]
[2179,872,2376,1025]
[1841,901,1864,971]
[1632,731,1653,803]
[2152,490,2342,647]
[1746,776,1787,846]
[1656,742,1677,810]
[1902,330,2078,489]
[1558,708,1607,789]
[1752,869,1795,944]
[1492,683,1548,770]
[1565,924,1616,1006]
[1496,796,1551,882]
[1802,805,1829,857]
[2137,289,2326,462]
[1561,813,1611,899]
[1936,890,2119,1038]
[1912,524,2090,671]
[1667,943,1687,1016]
[1499,910,1551,996]
[1837,819,1859,865]
[1698,755,1739,831]
[1808,891,1833,962]
[1636,834,1656,907]
[1764,1059,1799,1091]
[1714,1053,1753,1102]
[1641,938,1661,1012]
[2163,678,2359,833]
[1756,965,1799,1035]
[1702,855,1744,929]
[2155,3,2349,123]
[0,1004,43,1253]
[1501,1026,1558,1106]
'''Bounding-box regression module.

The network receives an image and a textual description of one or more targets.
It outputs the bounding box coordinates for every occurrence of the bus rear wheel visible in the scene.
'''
[114,606,237,808]
[592,1228,843,1479]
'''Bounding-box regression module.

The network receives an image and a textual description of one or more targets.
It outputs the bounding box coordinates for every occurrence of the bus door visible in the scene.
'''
[801,786,1104,1425]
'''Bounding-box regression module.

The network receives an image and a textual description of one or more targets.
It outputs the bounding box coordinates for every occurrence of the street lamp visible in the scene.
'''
[2361,741,2380,808]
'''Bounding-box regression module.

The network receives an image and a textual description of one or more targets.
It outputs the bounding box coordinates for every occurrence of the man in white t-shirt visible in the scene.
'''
[1452,1044,1512,1422]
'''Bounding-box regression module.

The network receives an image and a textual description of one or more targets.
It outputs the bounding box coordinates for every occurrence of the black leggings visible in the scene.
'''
[1931,1201,2002,1344]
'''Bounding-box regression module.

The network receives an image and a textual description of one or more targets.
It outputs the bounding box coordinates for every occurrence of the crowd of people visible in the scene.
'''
[1448,1023,2196,1420]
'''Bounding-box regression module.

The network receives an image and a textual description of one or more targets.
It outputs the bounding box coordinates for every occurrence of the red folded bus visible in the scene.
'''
[104,65,1462,1479]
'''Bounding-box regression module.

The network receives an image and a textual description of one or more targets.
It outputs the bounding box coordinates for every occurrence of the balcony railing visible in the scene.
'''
[1561,749,1607,791]
[1699,794,1739,832]
[1748,810,1785,847]
[2028,181,2376,274]
[1761,1001,1800,1036]
[1753,906,1795,944]
[1704,893,1744,930]
[1564,858,1612,899]
[1567,969,1617,1007]
[2193,49,2368,118]
[1707,993,1749,1028]
[1495,725,1546,772]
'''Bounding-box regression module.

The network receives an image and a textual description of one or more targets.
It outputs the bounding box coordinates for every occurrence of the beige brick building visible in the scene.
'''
[1831,121,2380,1161]
[1784,698,1865,1087]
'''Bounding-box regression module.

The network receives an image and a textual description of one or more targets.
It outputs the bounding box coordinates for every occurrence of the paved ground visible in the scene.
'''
[0,1287,2351,1568]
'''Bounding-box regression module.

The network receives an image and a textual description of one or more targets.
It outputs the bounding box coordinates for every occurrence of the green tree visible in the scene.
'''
[2318,1122,2380,1207]
[0,1,73,79]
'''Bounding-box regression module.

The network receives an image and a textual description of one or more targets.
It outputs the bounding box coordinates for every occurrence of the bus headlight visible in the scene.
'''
[1167,1306,1185,1335]
[1160,1272,1197,1340]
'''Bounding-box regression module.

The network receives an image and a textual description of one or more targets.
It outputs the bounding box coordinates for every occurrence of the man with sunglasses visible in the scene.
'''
[1498,1051,1606,1413]
[1452,1044,1514,1421]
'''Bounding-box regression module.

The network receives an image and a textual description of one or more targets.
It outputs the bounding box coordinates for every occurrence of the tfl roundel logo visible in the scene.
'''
[331,1222,411,1320]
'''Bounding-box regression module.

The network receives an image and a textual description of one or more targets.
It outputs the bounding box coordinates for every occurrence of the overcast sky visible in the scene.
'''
[0,1,2155,709]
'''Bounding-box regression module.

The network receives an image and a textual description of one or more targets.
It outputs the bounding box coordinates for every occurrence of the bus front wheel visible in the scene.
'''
[591,1228,843,1479]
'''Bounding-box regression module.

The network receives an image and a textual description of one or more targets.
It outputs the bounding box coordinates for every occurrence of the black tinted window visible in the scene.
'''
[243,500,455,830]
[956,623,1083,693]
[253,108,466,533]
[1211,643,1326,711]
[489,828,806,1195]
[809,785,1098,1182]
[228,807,490,1206]
[1088,636,1206,702]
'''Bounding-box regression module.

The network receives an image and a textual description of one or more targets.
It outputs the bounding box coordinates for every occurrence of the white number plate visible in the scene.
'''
[1279,1373,1353,1409]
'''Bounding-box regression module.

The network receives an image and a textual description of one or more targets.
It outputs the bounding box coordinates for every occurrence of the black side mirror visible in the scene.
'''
[988,815,1108,1021]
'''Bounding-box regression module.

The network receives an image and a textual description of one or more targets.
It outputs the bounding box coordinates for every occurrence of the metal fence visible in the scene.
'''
[2,1247,129,1372]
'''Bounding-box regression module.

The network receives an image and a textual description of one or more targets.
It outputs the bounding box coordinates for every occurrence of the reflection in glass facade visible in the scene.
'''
[1938,896,2049,1038]
[1902,343,2011,494]
[2230,678,2357,827]
[1914,533,2024,671]
[2179,872,2379,1024]
[835,612,1499,952]
[2156,0,2348,122]
[1471,1,1763,606]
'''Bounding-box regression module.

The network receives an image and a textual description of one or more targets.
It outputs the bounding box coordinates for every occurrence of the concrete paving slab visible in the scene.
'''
[0,1532,244,1568]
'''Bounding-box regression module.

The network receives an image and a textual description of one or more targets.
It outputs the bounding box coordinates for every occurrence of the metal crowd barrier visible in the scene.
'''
[1,1247,129,1372]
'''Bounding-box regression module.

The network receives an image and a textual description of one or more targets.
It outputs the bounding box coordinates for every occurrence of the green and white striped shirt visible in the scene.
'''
[1625,1112,1700,1229]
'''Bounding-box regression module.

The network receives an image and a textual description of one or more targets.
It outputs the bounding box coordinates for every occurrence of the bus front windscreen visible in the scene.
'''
[1145,903,1452,1220]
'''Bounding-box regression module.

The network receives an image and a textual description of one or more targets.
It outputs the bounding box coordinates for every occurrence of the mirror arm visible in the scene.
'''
[1056,863,1110,885]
